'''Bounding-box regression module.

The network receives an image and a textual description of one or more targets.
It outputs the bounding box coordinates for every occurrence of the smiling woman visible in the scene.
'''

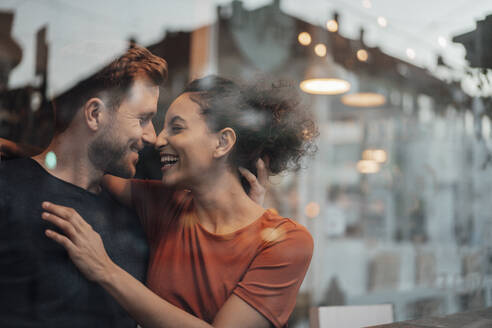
[160,76,317,193]
[41,75,318,328]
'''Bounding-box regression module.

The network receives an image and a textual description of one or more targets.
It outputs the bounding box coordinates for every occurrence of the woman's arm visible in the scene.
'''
[41,201,272,328]
[0,137,42,159]
[102,158,268,210]
[102,175,133,208]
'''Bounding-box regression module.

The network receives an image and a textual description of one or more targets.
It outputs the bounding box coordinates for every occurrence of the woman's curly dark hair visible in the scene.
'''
[182,75,318,192]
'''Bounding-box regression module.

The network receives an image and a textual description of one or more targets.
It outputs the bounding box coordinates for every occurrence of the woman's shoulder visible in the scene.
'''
[260,209,313,252]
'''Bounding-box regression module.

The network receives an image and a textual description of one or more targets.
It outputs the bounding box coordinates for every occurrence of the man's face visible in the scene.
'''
[88,77,159,178]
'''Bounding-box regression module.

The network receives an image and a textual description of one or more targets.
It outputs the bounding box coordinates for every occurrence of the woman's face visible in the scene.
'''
[155,93,219,187]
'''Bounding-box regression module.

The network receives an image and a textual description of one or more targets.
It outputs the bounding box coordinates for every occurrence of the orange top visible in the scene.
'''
[131,180,313,327]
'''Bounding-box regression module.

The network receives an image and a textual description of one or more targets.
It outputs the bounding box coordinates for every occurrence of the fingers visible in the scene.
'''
[238,167,257,185]
[42,202,91,231]
[239,160,268,192]
[45,229,77,253]
[42,211,78,239]
[239,164,267,206]
[256,158,268,187]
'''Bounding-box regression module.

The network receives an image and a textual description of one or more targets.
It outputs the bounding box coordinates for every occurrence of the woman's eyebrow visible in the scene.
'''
[169,116,186,124]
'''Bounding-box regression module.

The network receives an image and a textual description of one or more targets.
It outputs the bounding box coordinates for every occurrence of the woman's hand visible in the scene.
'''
[239,158,268,206]
[0,137,42,160]
[0,138,21,160]
[41,201,116,283]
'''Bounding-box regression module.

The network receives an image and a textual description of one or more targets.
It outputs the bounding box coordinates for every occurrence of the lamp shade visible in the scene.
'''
[340,75,386,107]
[300,55,350,95]
[341,92,386,107]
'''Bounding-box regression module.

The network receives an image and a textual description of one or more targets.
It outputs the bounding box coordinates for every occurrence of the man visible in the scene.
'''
[0,45,168,328]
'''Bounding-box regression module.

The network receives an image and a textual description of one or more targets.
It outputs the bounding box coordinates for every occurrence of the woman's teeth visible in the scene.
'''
[161,155,179,166]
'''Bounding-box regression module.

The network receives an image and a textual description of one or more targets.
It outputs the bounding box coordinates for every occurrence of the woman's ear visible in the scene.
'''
[84,97,106,131]
[214,127,236,159]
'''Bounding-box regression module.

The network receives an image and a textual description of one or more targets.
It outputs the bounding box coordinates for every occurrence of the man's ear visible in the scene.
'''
[214,127,236,159]
[84,98,106,131]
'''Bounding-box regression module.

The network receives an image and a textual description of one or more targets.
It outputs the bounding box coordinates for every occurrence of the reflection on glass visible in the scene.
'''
[305,201,320,218]
[45,151,57,169]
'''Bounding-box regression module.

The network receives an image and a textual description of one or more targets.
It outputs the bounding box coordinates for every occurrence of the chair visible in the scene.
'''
[310,304,394,328]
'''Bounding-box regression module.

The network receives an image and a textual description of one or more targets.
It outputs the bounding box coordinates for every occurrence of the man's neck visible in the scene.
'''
[33,134,104,194]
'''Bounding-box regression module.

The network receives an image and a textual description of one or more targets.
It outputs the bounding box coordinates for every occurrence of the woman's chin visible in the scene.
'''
[160,177,176,186]
[161,175,185,189]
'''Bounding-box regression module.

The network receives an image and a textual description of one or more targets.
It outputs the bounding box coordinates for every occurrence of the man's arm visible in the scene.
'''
[102,175,133,208]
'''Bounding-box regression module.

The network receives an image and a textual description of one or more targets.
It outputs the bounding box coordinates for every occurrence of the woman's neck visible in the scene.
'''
[190,169,265,235]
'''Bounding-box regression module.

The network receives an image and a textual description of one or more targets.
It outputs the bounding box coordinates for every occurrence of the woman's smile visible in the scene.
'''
[160,153,179,171]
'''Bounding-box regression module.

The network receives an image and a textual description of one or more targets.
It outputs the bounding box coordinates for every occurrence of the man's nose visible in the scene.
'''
[142,122,157,145]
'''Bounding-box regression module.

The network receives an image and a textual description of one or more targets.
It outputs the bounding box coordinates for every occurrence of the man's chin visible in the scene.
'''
[106,163,136,179]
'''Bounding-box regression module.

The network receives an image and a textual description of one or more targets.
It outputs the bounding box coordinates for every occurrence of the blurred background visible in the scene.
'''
[1,0,492,326]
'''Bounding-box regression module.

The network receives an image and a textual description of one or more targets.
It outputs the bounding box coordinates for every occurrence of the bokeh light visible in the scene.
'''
[356,49,369,62]
[406,48,416,59]
[438,36,447,48]
[305,202,320,218]
[357,159,380,174]
[362,0,372,9]
[298,32,312,46]
[314,43,327,57]
[362,149,388,163]
[377,16,387,27]
[326,19,339,32]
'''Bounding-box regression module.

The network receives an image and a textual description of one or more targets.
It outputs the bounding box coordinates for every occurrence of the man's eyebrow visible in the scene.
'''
[140,108,156,117]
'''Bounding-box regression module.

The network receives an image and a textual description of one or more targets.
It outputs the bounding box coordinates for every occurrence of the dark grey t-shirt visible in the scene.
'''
[0,158,148,328]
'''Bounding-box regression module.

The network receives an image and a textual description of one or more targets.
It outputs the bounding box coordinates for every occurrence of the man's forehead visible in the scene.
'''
[126,78,159,103]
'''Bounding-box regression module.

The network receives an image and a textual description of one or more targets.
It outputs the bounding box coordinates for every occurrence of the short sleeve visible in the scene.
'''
[233,223,314,328]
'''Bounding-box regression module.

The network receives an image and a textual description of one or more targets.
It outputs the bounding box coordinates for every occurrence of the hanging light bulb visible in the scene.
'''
[314,43,327,57]
[326,19,338,32]
[356,49,369,62]
[298,32,312,46]
[300,15,350,96]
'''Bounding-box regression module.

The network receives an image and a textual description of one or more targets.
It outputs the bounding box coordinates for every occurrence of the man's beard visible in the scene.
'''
[88,129,135,178]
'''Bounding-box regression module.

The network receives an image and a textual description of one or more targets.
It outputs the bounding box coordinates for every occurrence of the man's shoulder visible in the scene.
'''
[0,158,37,183]
[0,157,37,173]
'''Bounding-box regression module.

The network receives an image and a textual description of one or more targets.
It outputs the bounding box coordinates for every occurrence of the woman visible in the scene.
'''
[41,75,317,328]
